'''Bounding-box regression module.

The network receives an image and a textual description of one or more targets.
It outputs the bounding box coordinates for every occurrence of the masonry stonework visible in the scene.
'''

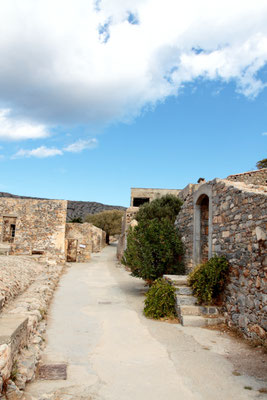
[176,179,267,343]
[226,168,267,186]
[65,223,92,262]
[0,198,67,262]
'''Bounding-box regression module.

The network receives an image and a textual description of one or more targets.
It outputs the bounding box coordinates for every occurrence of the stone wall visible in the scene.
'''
[176,179,267,343]
[175,184,198,269]
[0,198,67,262]
[226,168,267,186]
[117,207,139,260]
[65,223,106,261]
[65,223,92,262]
[90,224,106,252]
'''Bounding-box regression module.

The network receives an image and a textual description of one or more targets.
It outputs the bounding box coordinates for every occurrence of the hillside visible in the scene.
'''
[0,192,126,221]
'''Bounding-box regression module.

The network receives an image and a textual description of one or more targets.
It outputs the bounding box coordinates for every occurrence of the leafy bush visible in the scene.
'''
[136,194,183,225]
[122,218,184,282]
[188,255,229,304]
[144,278,176,319]
[122,194,184,283]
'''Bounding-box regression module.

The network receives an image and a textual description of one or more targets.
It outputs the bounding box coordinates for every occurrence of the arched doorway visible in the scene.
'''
[197,194,209,263]
[193,185,213,266]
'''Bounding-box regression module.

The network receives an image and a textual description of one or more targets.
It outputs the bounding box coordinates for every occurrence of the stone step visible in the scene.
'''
[181,315,225,327]
[179,305,220,316]
[0,314,28,357]
[175,286,193,295]
[164,275,188,286]
[176,295,197,306]
[0,244,11,255]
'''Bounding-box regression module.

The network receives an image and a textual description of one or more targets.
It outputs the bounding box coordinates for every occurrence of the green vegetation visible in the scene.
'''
[256,158,267,169]
[136,194,183,224]
[144,278,176,319]
[122,195,184,283]
[188,255,229,304]
[10,360,18,381]
[69,217,83,223]
[85,209,124,244]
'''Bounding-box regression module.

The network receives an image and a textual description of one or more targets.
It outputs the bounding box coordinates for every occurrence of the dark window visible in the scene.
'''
[133,197,150,207]
[10,224,16,238]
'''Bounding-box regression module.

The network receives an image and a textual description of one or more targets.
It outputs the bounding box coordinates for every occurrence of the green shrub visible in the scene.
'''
[122,194,184,282]
[188,255,230,304]
[144,278,176,319]
[122,218,184,282]
[136,194,183,225]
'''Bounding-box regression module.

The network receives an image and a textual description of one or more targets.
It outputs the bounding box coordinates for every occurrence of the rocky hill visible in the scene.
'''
[0,192,126,221]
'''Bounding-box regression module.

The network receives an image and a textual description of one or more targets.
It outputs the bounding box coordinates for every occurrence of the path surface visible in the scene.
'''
[26,245,266,400]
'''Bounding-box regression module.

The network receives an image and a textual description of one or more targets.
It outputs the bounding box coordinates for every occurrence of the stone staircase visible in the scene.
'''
[163,275,224,327]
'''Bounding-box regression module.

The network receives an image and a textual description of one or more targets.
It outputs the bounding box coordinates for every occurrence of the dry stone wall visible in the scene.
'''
[211,180,267,343]
[0,198,67,262]
[65,223,92,262]
[176,179,267,343]
[117,207,139,260]
[90,224,106,252]
[226,168,267,186]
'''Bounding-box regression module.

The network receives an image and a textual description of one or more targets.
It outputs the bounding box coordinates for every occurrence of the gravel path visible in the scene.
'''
[25,245,267,400]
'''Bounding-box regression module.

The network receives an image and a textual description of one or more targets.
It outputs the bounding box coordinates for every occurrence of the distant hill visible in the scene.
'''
[67,200,125,221]
[0,192,126,221]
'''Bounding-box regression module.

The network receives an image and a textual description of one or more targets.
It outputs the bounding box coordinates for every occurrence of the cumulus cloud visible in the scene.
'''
[0,109,49,140]
[64,138,98,153]
[0,0,267,135]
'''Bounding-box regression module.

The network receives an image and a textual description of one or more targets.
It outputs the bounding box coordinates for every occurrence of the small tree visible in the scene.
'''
[85,210,124,244]
[256,158,267,169]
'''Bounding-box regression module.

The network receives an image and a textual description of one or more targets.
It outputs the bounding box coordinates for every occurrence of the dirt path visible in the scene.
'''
[25,245,266,400]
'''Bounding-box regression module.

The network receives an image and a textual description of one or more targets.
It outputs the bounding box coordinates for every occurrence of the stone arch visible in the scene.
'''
[193,184,213,265]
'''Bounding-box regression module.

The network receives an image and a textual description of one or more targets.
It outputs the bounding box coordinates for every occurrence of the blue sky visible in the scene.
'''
[0,1,266,207]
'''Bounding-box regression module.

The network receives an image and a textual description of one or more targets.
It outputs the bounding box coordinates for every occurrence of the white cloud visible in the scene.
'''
[64,138,98,153]
[13,146,63,158]
[0,0,266,131]
[0,109,49,140]
[13,138,97,158]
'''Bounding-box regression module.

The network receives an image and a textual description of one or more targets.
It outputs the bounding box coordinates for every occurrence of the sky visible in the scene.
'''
[0,0,266,207]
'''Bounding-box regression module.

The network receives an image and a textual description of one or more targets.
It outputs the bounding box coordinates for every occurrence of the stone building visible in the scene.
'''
[175,168,267,342]
[0,196,107,264]
[130,187,181,207]
[0,198,67,262]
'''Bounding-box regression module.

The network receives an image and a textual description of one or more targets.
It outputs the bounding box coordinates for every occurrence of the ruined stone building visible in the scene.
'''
[0,198,67,262]
[65,223,106,262]
[118,169,267,342]
[0,197,106,263]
